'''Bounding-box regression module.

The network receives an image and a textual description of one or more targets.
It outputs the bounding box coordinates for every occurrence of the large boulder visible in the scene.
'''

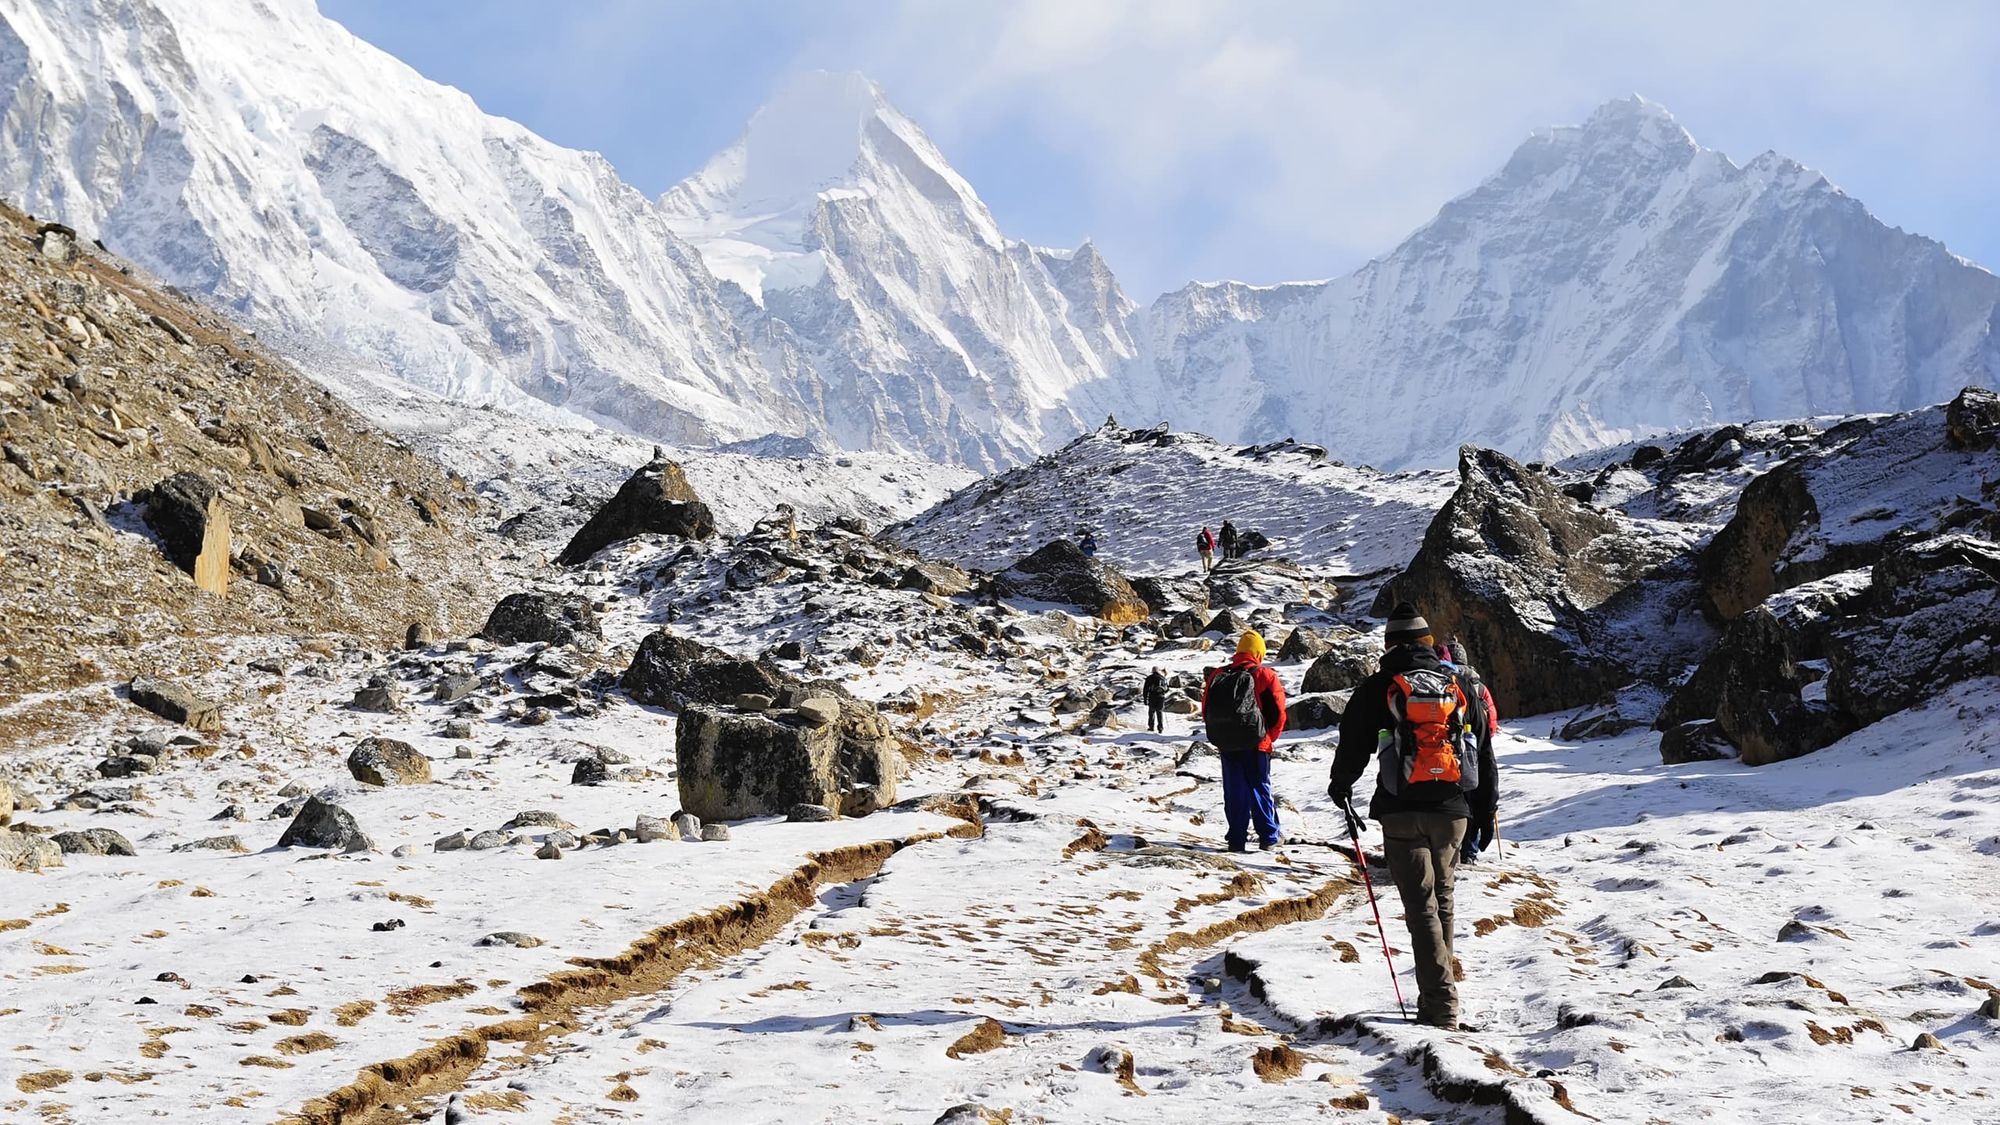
[277,796,371,851]
[52,828,137,857]
[140,471,230,595]
[1276,626,1329,662]
[900,561,973,597]
[1287,695,1344,731]
[128,675,222,732]
[1375,446,1708,716]
[994,540,1149,624]
[0,829,62,872]
[1302,645,1375,693]
[481,591,601,647]
[556,452,715,565]
[622,630,799,711]
[347,737,432,786]
[675,704,904,820]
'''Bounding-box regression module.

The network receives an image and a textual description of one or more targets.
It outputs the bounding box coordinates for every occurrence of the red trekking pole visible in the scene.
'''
[1342,800,1408,1019]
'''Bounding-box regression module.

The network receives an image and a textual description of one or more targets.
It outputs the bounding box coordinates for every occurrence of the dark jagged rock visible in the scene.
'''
[128,675,222,732]
[1276,625,1329,662]
[1828,535,2000,726]
[994,539,1149,624]
[1945,386,2000,451]
[1376,445,1707,716]
[1303,645,1376,694]
[52,828,138,857]
[481,591,601,647]
[1700,397,1995,623]
[556,453,715,565]
[1287,695,1343,731]
[1129,574,1207,615]
[1656,594,1858,766]
[277,796,370,851]
[675,704,904,820]
[621,630,798,711]
[1163,608,1208,639]
[139,471,231,595]
[1659,720,1736,764]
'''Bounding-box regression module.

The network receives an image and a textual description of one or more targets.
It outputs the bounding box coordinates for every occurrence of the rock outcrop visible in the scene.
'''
[1302,644,1376,694]
[675,704,904,820]
[994,539,1149,624]
[140,471,231,595]
[556,452,716,565]
[277,796,371,851]
[481,592,601,647]
[1,828,63,872]
[1376,445,1708,716]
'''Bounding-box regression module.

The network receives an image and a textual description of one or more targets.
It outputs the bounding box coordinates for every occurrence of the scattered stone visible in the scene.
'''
[787,803,836,823]
[1980,994,2000,1019]
[1655,976,1697,990]
[442,719,474,740]
[1277,625,1329,662]
[404,622,435,650]
[348,678,403,714]
[476,931,543,949]
[672,812,702,840]
[432,673,479,703]
[1302,647,1375,694]
[466,830,510,851]
[635,815,679,842]
[571,756,609,786]
[171,836,247,854]
[535,841,562,860]
[347,737,431,787]
[391,844,417,858]
[700,823,731,842]
[1945,386,2000,452]
[139,471,231,595]
[502,810,573,831]
[96,755,157,778]
[1777,920,1815,942]
[0,779,12,827]
[795,696,842,727]
[211,803,246,822]
[1911,1032,1945,1051]
[370,918,405,932]
[433,831,471,852]
[900,561,973,597]
[1287,696,1343,731]
[128,675,222,732]
[52,828,137,857]
[277,797,371,852]
[521,706,554,726]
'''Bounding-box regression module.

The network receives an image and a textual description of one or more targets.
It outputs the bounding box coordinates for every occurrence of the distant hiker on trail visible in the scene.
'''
[1203,630,1288,852]
[1079,529,1100,558]
[1219,520,1239,561]
[1436,640,1501,866]
[1326,602,1498,1029]
[1144,666,1168,733]
[1197,526,1216,573]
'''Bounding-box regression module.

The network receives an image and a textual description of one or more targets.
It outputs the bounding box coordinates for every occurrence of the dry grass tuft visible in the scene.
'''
[945,1017,1007,1059]
[1253,1044,1304,1082]
[268,1009,311,1027]
[333,1001,376,1027]
[277,1033,338,1056]
[241,1056,296,1069]
[384,982,476,1016]
[15,1070,71,1093]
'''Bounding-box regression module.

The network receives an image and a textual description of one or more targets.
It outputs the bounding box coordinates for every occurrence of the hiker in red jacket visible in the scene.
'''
[1196,526,1217,573]
[1202,630,1288,851]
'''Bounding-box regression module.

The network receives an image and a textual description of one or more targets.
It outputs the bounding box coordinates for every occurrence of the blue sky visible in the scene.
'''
[321,0,2000,299]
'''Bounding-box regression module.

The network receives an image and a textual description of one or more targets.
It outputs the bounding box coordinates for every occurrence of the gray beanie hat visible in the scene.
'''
[1384,601,1432,648]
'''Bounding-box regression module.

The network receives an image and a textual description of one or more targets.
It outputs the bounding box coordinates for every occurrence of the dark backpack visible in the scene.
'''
[1206,666,1267,750]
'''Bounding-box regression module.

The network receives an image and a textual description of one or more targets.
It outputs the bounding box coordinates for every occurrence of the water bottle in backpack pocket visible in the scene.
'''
[1377,668,1478,795]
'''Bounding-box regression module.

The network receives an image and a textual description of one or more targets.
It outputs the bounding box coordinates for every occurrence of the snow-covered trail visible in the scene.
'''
[437,733,1488,1123]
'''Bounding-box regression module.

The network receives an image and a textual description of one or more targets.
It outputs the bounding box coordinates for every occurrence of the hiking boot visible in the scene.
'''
[1416,1013,1459,1031]
[1259,837,1282,850]
[1226,842,1250,854]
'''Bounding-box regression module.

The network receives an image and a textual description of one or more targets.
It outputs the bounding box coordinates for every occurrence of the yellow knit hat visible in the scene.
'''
[1236,630,1266,662]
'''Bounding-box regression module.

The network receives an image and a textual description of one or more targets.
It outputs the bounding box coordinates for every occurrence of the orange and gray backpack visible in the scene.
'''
[1377,668,1479,795]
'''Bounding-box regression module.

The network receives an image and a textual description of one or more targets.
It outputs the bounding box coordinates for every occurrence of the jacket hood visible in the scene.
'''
[1380,642,1442,675]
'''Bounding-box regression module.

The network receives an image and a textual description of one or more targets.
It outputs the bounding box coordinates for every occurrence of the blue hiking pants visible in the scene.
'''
[1219,749,1280,847]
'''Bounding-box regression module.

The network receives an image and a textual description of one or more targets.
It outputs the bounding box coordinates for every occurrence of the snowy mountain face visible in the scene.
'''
[0,0,817,448]
[1136,97,2000,468]
[0,1,1991,472]
[661,72,1137,468]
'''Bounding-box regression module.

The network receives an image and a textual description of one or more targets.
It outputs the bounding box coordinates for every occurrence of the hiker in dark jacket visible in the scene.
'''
[1218,520,1239,561]
[1143,667,1168,733]
[1327,602,1498,1029]
[1203,631,1288,852]
[1436,640,1500,865]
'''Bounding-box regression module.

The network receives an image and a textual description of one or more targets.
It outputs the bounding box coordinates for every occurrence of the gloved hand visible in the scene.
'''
[1461,818,1494,864]
[1328,784,1365,839]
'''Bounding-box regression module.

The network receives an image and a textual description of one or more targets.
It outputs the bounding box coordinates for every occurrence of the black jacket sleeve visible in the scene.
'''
[1329,671,1386,793]
[1463,683,1499,823]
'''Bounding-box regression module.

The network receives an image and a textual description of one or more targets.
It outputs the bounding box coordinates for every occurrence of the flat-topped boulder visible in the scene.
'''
[675,704,904,820]
[995,539,1148,624]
